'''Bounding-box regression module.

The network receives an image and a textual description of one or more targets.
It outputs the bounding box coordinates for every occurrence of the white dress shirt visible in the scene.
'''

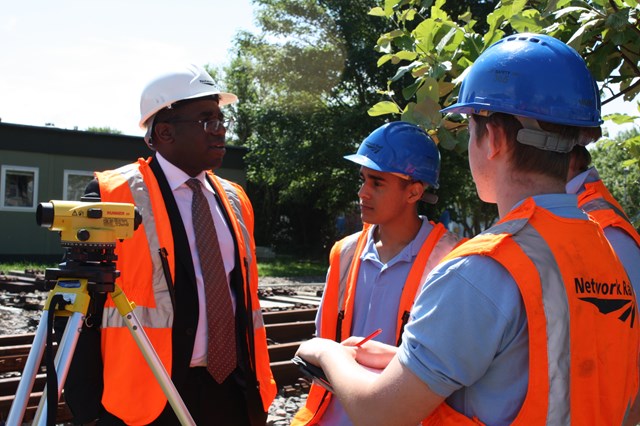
[155,153,236,367]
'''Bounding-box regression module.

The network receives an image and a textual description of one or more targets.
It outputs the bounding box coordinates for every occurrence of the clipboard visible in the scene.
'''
[292,355,334,393]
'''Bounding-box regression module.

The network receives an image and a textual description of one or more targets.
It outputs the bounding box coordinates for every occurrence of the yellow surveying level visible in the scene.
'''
[6,200,196,426]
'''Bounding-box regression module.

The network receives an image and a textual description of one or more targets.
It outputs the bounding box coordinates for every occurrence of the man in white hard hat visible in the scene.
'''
[63,64,276,425]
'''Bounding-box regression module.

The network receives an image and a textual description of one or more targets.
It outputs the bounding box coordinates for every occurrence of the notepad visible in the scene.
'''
[292,355,334,393]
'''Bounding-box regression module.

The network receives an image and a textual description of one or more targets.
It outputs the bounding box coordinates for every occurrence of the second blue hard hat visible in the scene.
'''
[441,33,601,127]
[345,122,440,188]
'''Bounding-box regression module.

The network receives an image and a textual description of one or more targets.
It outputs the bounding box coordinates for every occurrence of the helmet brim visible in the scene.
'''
[344,154,384,172]
[139,91,238,130]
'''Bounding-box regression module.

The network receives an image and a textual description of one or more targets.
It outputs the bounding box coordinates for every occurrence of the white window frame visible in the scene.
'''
[0,165,39,212]
[63,169,95,201]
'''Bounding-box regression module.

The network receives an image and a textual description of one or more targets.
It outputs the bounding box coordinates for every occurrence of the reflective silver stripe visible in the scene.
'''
[337,232,362,310]
[481,218,528,236]
[512,224,570,424]
[217,178,264,333]
[102,164,173,329]
[582,198,631,224]
[489,218,570,424]
[253,309,264,331]
[217,178,254,269]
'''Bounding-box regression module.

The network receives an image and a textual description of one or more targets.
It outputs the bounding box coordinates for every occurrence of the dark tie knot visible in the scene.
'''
[186,178,202,192]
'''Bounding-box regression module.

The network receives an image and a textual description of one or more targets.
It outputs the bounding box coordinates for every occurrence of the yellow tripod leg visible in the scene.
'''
[110,285,196,426]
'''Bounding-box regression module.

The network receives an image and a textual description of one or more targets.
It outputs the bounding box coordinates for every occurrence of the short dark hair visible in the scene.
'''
[471,113,599,181]
[570,145,592,173]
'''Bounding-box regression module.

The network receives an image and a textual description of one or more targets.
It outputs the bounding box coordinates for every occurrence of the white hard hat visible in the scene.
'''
[139,63,238,130]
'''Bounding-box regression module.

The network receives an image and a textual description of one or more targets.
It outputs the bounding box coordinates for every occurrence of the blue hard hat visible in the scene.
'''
[345,122,441,188]
[441,33,601,127]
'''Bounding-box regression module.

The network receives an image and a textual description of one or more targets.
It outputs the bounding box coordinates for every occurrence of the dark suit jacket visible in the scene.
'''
[63,156,265,424]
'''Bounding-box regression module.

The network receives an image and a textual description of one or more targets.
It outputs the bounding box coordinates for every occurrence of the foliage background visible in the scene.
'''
[216,0,640,257]
[591,128,640,223]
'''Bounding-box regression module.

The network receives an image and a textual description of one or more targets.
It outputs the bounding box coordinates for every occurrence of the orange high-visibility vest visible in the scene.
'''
[578,179,640,247]
[423,197,639,425]
[292,222,460,425]
[97,158,276,425]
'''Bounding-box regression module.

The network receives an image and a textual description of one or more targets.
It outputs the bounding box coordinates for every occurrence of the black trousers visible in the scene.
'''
[98,367,256,426]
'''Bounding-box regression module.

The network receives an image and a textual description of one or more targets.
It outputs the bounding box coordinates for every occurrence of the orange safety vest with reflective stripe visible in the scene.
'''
[578,179,640,247]
[96,158,276,425]
[292,222,461,425]
[422,197,639,425]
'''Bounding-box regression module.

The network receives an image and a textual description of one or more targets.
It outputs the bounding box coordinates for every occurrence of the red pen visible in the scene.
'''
[355,328,382,347]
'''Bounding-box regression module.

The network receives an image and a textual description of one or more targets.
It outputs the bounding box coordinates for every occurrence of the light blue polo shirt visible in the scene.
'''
[398,194,587,425]
[317,217,434,426]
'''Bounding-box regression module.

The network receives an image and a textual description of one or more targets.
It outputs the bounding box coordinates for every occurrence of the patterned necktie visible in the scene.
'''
[185,178,237,383]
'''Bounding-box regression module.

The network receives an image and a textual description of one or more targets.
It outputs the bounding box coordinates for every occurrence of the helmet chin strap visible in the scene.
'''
[515,116,575,153]
[390,172,411,180]
[421,192,439,204]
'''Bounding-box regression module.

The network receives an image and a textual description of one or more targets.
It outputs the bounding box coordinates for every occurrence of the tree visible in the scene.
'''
[505,0,640,167]
[85,126,122,134]
[219,46,259,146]
[224,0,506,254]
[244,104,369,255]
[592,127,640,226]
[365,0,505,232]
[368,0,640,163]
[224,0,397,256]
[428,148,498,237]
[365,0,640,232]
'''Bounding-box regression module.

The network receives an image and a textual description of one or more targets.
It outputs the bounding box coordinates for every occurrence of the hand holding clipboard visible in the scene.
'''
[292,329,382,393]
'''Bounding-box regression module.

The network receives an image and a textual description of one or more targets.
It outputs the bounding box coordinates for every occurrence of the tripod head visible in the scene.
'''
[36,197,142,292]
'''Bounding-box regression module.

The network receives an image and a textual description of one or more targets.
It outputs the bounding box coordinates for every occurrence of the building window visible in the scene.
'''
[0,165,39,211]
[63,170,94,201]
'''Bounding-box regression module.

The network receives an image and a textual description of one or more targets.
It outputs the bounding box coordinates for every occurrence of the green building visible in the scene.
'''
[0,122,247,261]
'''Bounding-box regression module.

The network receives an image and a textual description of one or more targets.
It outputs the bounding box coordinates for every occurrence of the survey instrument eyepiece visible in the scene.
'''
[36,200,142,247]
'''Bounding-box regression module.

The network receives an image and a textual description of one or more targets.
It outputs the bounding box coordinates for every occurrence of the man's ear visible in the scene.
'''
[153,122,174,145]
[485,121,507,160]
[407,181,425,203]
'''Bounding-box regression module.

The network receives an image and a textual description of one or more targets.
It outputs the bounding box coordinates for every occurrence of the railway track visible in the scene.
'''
[0,271,324,423]
[0,307,319,423]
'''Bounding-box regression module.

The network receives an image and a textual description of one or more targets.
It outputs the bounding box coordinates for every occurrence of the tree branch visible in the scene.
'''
[607,0,640,37]
[602,79,640,105]
[618,48,640,77]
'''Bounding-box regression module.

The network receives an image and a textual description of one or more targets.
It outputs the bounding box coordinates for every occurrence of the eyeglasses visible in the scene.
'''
[166,117,234,133]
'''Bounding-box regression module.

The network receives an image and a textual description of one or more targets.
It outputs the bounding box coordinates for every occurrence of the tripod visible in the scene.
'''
[6,247,195,426]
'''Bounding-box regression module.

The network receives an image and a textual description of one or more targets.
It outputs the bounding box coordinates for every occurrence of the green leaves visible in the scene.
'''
[401,98,441,128]
[590,131,640,223]
[508,8,546,33]
[368,6,388,17]
[605,112,640,125]
[368,101,402,116]
[366,0,483,151]
[367,0,640,166]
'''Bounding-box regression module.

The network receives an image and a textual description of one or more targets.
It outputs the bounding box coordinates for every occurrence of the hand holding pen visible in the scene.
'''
[291,331,381,391]
[347,328,397,370]
[354,328,382,347]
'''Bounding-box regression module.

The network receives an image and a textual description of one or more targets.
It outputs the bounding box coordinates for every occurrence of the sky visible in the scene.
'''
[0,0,259,137]
[1,1,638,138]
